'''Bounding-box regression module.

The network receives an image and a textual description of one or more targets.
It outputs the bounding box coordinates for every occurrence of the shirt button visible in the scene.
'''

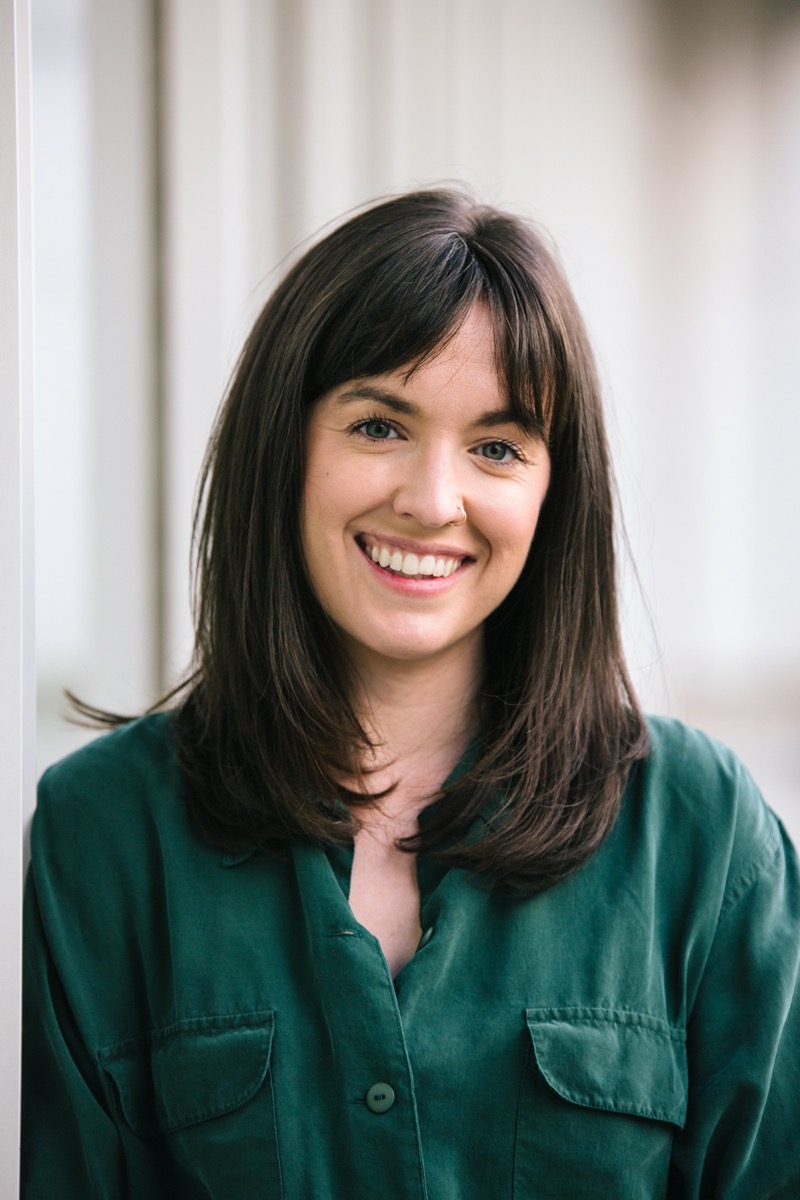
[418,926,434,949]
[365,1082,396,1113]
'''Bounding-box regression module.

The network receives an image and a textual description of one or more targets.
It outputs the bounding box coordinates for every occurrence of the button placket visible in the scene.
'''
[290,844,428,1194]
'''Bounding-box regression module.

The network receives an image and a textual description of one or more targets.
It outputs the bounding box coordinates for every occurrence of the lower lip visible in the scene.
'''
[358,545,470,595]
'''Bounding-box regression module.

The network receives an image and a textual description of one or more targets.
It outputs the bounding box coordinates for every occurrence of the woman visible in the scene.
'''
[22,189,800,1198]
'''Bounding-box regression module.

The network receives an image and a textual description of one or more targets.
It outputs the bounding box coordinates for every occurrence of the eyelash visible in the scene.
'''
[348,413,529,466]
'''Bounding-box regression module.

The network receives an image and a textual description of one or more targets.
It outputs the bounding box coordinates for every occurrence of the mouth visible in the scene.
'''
[357,535,471,580]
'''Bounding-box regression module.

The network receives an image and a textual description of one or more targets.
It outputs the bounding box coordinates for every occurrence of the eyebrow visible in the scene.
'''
[334,384,524,431]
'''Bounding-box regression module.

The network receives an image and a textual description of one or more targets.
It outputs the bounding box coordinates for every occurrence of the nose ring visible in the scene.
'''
[449,504,467,526]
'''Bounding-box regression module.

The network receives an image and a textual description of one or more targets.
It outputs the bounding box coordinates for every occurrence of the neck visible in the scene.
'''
[345,635,483,832]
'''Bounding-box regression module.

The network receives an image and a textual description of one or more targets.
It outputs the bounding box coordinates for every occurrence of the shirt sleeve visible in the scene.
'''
[21,864,128,1199]
[670,812,800,1198]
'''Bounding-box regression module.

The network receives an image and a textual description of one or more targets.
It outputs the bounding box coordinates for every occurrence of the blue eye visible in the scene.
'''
[350,416,400,442]
[360,419,393,440]
[477,441,519,463]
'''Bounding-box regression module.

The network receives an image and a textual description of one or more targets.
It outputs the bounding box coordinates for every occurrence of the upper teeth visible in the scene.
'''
[365,541,462,578]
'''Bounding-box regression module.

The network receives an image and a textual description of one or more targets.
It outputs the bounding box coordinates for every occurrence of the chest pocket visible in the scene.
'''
[514,1007,687,1200]
[98,1010,281,1200]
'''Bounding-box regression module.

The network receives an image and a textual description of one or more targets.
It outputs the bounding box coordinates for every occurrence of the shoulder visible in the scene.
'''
[38,711,178,800]
[31,713,201,886]
[624,715,784,917]
[36,712,180,821]
[639,715,777,849]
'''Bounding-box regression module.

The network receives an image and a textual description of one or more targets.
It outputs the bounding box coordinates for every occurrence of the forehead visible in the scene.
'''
[329,310,521,432]
[398,305,501,402]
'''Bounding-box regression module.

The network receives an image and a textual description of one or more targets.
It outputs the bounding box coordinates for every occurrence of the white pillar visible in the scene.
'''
[0,0,35,1190]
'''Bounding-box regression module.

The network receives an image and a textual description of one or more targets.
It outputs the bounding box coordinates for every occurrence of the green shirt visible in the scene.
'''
[21,714,800,1198]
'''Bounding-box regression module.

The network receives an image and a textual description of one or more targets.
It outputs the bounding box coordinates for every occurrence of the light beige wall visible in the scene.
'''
[34,0,158,770]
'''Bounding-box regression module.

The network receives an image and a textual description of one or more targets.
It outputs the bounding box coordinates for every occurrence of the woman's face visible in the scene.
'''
[301,304,551,675]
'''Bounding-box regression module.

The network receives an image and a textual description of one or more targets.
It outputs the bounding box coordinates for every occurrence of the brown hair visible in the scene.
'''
[163,188,648,892]
[75,188,646,891]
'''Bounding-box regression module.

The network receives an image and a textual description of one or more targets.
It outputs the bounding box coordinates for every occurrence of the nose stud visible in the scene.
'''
[449,504,467,526]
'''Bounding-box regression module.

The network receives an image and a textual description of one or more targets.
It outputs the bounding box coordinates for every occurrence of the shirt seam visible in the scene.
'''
[717,824,781,931]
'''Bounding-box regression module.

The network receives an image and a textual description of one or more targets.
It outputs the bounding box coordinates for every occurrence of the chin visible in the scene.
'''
[341,625,483,671]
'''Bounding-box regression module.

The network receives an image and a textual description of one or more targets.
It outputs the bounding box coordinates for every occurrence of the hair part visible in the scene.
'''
[108,187,649,893]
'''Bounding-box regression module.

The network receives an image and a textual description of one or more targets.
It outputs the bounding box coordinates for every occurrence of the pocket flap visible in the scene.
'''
[525,1007,687,1128]
[98,1010,275,1136]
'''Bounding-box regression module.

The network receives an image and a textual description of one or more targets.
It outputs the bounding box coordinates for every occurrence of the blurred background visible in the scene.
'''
[32,0,800,841]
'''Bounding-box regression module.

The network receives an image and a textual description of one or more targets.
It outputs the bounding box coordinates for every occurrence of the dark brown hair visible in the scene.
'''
[163,187,649,892]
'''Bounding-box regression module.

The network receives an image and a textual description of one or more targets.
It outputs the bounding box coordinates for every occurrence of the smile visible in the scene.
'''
[358,537,467,579]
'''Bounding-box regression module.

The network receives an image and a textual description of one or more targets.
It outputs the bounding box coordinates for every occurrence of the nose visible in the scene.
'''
[390,445,465,529]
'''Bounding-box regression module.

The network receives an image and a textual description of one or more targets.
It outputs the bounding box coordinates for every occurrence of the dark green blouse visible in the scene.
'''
[21,714,800,1198]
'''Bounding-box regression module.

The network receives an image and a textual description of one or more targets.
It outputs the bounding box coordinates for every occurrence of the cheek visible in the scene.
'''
[485,508,544,611]
[305,478,373,533]
[484,496,546,566]
[307,435,380,504]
